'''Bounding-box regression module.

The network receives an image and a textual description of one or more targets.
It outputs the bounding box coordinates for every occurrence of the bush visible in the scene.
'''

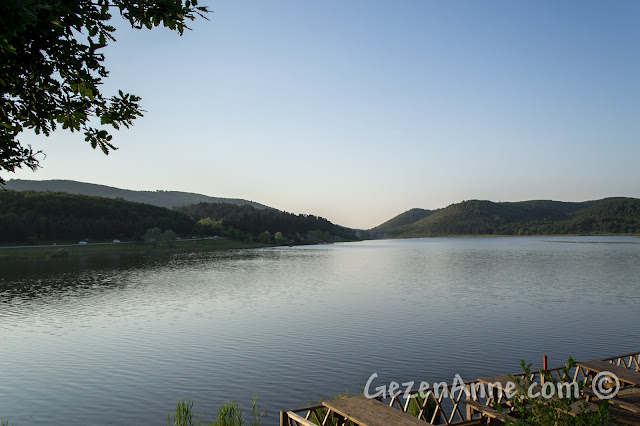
[494,358,610,425]
[408,393,441,424]
[50,248,70,258]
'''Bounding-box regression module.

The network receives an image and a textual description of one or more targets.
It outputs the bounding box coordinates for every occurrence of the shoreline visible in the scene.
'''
[376,232,639,239]
[0,238,274,261]
[1,233,637,261]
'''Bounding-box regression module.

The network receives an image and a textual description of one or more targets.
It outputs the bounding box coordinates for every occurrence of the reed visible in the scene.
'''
[407,393,441,424]
[168,397,265,426]
[168,399,203,426]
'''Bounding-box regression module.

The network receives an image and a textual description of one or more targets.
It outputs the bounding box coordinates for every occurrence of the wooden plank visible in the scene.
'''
[477,374,539,396]
[583,386,640,413]
[566,400,599,416]
[463,399,505,420]
[464,400,532,426]
[322,396,427,426]
[617,387,640,411]
[612,399,640,414]
[618,387,640,398]
[574,398,640,426]
[478,374,516,388]
[579,360,640,386]
[609,404,640,425]
[282,411,318,426]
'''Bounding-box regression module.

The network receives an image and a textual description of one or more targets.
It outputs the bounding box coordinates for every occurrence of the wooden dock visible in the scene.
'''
[280,351,640,425]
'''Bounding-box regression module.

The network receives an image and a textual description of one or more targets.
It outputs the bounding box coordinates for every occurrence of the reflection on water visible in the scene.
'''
[1,237,639,425]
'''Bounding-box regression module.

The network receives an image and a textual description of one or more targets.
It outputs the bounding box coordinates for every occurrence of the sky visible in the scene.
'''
[9,0,640,229]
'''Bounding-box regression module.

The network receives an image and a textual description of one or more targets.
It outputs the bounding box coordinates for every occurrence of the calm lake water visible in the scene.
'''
[1,237,639,425]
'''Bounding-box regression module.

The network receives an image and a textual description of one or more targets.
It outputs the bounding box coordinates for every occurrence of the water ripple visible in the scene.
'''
[0,237,639,424]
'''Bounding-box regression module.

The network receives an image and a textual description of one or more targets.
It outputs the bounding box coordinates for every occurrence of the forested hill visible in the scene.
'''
[176,202,359,242]
[0,191,359,244]
[371,198,640,237]
[0,190,195,243]
[5,179,270,210]
[373,208,435,233]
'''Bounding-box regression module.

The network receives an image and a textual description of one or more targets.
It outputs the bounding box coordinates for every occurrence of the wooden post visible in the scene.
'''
[542,355,548,385]
[466,403,473,421]
[465,385,473,420]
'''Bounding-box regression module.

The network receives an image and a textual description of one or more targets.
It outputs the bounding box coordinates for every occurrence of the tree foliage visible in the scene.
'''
[494,358,610,425]
[145,226,177,246]
[373,198,640,238]
[180,202,360,243]
[0,191,360,246]
[0,0,210,184]
[373,208,434,233]
[0,190,195,242]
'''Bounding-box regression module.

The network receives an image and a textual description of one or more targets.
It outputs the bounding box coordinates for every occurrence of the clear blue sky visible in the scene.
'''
[11,0,640,229]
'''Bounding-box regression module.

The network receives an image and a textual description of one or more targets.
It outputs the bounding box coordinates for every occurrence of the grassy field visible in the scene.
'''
[0,238,272,261]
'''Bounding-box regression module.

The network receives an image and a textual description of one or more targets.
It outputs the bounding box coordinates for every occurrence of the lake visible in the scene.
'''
[1,237,639,424]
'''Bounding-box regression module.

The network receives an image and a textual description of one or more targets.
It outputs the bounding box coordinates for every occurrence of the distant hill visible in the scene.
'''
[0,191,358,244]
[5,179,270,210]
[371,198,640,237]
[179,202,360,242]
[372,208,435,233]
[0,190,195,242]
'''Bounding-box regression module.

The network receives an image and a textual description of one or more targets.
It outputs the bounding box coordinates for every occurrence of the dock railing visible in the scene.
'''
[280,351,640,425]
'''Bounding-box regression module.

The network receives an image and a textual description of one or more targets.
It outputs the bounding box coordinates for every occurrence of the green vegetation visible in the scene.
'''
[494,358,610,425]
[213,401,243,426]
[0,190,194,243]
[5,180,270,210]
[1,1,209,184]
[49,248,71,258]
[168,398,265,426]
[145,227,178,247]
[0,237,269,261]
[373,208,435,233]
[168,399,202,426]
[179,202,360,244]
[407,393,441,424]
[0,190,359,258]
[372,198,640,238]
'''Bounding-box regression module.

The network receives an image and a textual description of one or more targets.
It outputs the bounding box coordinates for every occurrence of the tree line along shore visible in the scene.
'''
[1,190,639,261]
[0,190,361,260]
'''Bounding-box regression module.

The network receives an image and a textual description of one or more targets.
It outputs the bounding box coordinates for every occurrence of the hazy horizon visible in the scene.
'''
[8,0,640,229]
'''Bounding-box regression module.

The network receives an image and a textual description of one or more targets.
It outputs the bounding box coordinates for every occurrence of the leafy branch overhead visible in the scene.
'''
[0,0,210,184]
